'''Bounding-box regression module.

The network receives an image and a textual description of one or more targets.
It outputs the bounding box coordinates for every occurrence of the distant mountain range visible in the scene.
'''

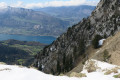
[0,5,95,36]
[34,5,95,26]
[0,7,69,36]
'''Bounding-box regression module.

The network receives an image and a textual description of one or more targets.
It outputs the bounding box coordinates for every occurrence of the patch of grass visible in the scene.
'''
[113,74,120,78]
[104,67,119,75]
[17,59,25,65]
[0,62,6,65]
[70,72,87,78]
[103,50,111,62]
[85,60,100,73]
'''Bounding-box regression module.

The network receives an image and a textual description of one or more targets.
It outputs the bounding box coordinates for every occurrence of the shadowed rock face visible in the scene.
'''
[34,0,120,74]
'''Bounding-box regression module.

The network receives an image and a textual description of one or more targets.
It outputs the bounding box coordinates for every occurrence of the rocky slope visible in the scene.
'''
[34,0,120,74]
[66,31,120,75]
[92,31,120,66]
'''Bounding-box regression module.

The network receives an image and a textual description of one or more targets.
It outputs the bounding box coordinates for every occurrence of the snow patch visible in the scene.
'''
[81,59,120,80]
[0,64,80,80]
[0,59,120,80]
[50,47,53,51]
[99,39,106,46]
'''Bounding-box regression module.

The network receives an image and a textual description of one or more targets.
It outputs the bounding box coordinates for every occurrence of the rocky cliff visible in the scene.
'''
[34,0,120,74]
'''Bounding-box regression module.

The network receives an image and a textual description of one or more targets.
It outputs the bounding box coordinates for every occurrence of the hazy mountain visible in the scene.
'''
[0,7,69,36]
[34,5,95,25]
[0,6,95,36]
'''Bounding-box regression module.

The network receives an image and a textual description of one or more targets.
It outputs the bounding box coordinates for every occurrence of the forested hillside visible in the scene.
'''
[0,39,46,66]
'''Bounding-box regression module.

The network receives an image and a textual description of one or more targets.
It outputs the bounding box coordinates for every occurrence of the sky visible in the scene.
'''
[0,0,100,9]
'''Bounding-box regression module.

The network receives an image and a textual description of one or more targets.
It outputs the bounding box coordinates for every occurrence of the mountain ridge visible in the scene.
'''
[34,5,95,26]
[34,0,120,74]
[0,6,69,36]
[0,5,95,36]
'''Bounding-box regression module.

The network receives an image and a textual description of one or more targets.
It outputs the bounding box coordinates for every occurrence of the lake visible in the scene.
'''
[0,34,56,44]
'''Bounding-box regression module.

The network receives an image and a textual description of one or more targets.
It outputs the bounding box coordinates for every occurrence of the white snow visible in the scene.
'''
[81,59,120,80]
[0,59,120,80]
[50,47,53,51]
[99,39,106,46]
[42,64,45,69]
[0,64,80,80]
[80,72,119,80]
[83,59,119,71]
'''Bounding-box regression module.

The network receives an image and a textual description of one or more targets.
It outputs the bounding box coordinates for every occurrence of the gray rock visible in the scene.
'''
[34,0,120,74]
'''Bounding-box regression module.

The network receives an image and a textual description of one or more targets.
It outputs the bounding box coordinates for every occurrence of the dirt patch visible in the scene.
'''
[0,68,11,71]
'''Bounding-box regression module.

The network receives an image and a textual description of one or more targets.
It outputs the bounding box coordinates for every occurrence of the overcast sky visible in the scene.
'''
[0,0,100,9]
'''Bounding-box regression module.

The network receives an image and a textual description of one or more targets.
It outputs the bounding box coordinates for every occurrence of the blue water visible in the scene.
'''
[0,34,56,44]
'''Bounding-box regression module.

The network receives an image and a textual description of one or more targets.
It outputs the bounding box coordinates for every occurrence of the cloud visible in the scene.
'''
[0,0,99,9]
[85,0,100,6]
[24,0,86,8]
[11,1,24,8]
[0,2,7,9]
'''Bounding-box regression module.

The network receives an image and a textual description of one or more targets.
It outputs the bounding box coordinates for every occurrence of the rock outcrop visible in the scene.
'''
[34,0,120,74]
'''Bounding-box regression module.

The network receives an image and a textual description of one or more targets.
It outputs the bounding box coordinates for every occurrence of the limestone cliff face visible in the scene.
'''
[34,0,120,74]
